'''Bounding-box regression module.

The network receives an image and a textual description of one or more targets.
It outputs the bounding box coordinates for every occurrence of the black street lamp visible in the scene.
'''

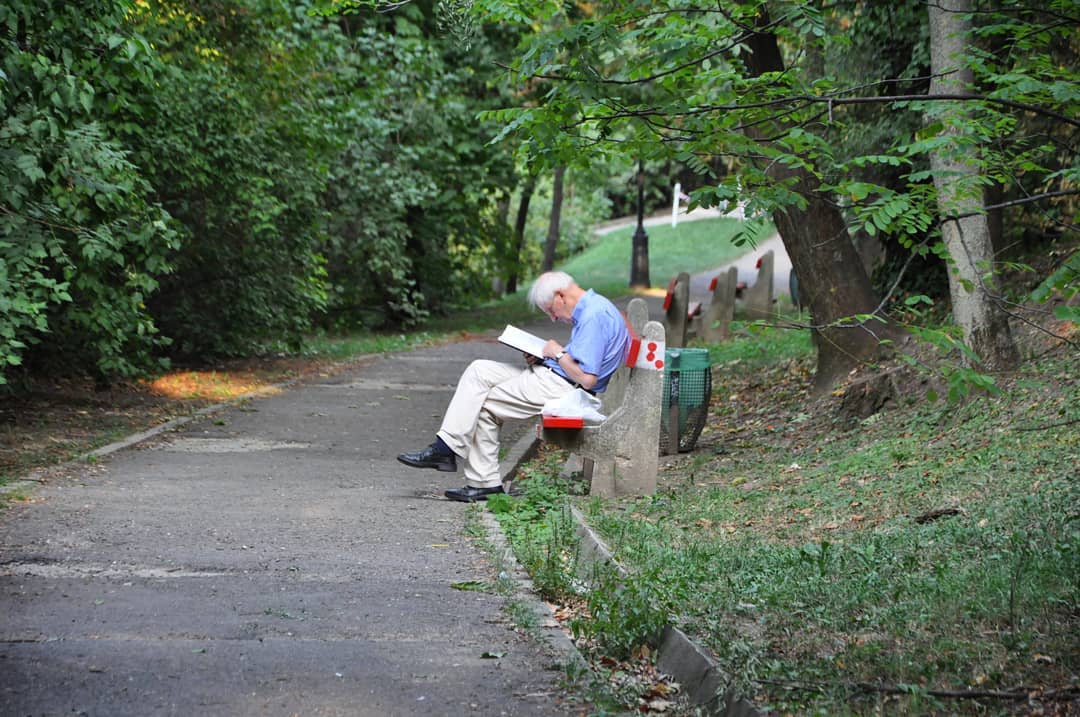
[629,159,650,288]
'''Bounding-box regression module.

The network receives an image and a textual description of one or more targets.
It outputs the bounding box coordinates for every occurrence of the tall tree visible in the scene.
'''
[477,1,898,390]
[541,165,566,273]
[741,11,893,391]
[470,0,1075,386]
[926,0,1020,369]
[507,173,537,294]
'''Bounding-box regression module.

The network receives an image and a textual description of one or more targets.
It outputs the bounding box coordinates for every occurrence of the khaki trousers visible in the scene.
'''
[437,360,573,489]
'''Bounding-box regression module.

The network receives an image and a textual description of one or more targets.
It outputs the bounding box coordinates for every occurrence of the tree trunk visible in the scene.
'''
[745,19,892,393]
[927,0,1020,370]
[507,174,537,294]
[541,165,565,273]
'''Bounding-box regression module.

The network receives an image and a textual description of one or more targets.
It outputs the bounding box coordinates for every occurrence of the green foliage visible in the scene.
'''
[487,452,585,602]
[570,565,669,661]
[491,453,668,660]
[125,0,335,358]
[1031,248,1079,322]
[318,11,519,329]
[578,349,1078,714]
[892,294,1008,403]
[470,0,1076,377]
[3,0,529,387]
[0,0,177,385]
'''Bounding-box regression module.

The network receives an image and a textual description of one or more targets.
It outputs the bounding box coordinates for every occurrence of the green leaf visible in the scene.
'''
[1053,305,1080,321]
[450,580,490,592]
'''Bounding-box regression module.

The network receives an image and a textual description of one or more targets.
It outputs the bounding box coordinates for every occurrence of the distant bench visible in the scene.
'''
[540,297,666,497]
[663,273,698,346]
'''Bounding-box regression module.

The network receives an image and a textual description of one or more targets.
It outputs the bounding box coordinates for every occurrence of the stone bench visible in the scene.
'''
[540,297,666,497]
[743,250,775,321]
[700,267,739,342]
[663,272,695,346]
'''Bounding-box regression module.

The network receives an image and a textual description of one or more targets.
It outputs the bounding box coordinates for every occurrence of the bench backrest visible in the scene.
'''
[601,297,653,412]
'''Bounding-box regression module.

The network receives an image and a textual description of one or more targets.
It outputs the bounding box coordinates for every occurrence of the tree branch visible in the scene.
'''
[556,90,1077,130]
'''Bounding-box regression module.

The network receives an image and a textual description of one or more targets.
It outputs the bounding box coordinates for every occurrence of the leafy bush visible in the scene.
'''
[129,1,332,359]
[0,0,177,385]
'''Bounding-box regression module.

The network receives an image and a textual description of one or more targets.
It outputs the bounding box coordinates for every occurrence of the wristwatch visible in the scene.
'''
[554,350,567,361]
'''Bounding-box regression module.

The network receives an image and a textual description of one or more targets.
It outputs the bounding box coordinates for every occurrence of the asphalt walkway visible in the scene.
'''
[0,315,587,716]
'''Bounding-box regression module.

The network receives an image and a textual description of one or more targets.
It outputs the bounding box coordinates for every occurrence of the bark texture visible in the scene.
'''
[928,0,1020,369]
[541,165,565,273]
[745,21,894,393]
[506,174,536,294]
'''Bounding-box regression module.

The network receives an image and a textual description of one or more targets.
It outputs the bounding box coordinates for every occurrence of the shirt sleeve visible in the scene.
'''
[566,312,618,377]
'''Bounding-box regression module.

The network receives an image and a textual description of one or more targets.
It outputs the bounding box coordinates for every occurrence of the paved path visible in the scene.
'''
[0,320,585,716]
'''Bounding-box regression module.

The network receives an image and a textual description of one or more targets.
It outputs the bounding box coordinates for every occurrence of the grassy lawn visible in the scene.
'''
[562,216,773,297]
[492,314,1078,714]
[579,327,1076,715]
[419,215,771,336]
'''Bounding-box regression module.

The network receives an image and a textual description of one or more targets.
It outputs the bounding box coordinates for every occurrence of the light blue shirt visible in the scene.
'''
[544,290,631,393]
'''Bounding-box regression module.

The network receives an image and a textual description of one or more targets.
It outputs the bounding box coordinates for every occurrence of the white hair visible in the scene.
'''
[527,271,576,310]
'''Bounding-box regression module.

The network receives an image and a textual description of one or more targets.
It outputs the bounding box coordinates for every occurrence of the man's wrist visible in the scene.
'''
[554,350,567,361]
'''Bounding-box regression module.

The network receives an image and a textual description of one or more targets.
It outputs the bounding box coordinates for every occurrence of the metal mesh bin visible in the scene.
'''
[659,348,711,453]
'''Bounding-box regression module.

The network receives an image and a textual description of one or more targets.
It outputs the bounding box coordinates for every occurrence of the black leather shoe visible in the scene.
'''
[444,485,505,503]
[397,444,457,472]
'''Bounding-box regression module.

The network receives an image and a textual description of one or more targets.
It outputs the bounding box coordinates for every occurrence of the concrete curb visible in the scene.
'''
[478,507,589,679]
[492,436,765,717]
[569,503,764,716]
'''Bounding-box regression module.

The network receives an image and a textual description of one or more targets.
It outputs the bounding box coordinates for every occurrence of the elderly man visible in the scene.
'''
[397,271,631,502]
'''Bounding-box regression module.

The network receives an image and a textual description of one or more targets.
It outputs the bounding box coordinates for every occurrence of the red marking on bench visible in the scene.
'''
[708,276,718,291]
[628,336,641,366]
[627,338,664,370]
[542,414,585,429]
[688,301,702,317]
[662,276,678,311]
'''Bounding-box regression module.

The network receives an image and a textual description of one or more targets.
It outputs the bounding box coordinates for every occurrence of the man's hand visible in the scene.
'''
[524,352,543,365]
[542,340,564,359]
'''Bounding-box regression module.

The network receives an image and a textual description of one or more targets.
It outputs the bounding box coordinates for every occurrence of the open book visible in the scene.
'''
[498,325,547,358]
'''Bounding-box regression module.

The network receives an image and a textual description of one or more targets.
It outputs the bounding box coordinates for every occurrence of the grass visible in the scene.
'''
[500,323,1078,715]
[561,216,773,297]
[419,216,775,332]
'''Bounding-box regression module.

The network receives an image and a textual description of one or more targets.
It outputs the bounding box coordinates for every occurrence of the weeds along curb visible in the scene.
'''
[568,504,764,717]
[483,430,591,679]
[479,506,590,681]
[499,431,764,717]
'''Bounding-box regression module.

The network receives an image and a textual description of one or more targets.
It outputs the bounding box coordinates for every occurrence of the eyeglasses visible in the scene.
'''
[544,293,563,320]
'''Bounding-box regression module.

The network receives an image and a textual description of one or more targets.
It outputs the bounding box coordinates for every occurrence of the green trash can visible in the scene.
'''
[660,348,712,453]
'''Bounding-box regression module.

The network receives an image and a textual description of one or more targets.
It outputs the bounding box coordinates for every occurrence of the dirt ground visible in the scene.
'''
[0,355,347,485]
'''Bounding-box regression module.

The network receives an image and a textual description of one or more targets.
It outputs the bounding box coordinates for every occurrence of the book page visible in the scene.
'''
[498,325,547,358]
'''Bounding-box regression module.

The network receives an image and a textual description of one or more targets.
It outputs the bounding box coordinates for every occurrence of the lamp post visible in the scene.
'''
[629,159,650,288]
